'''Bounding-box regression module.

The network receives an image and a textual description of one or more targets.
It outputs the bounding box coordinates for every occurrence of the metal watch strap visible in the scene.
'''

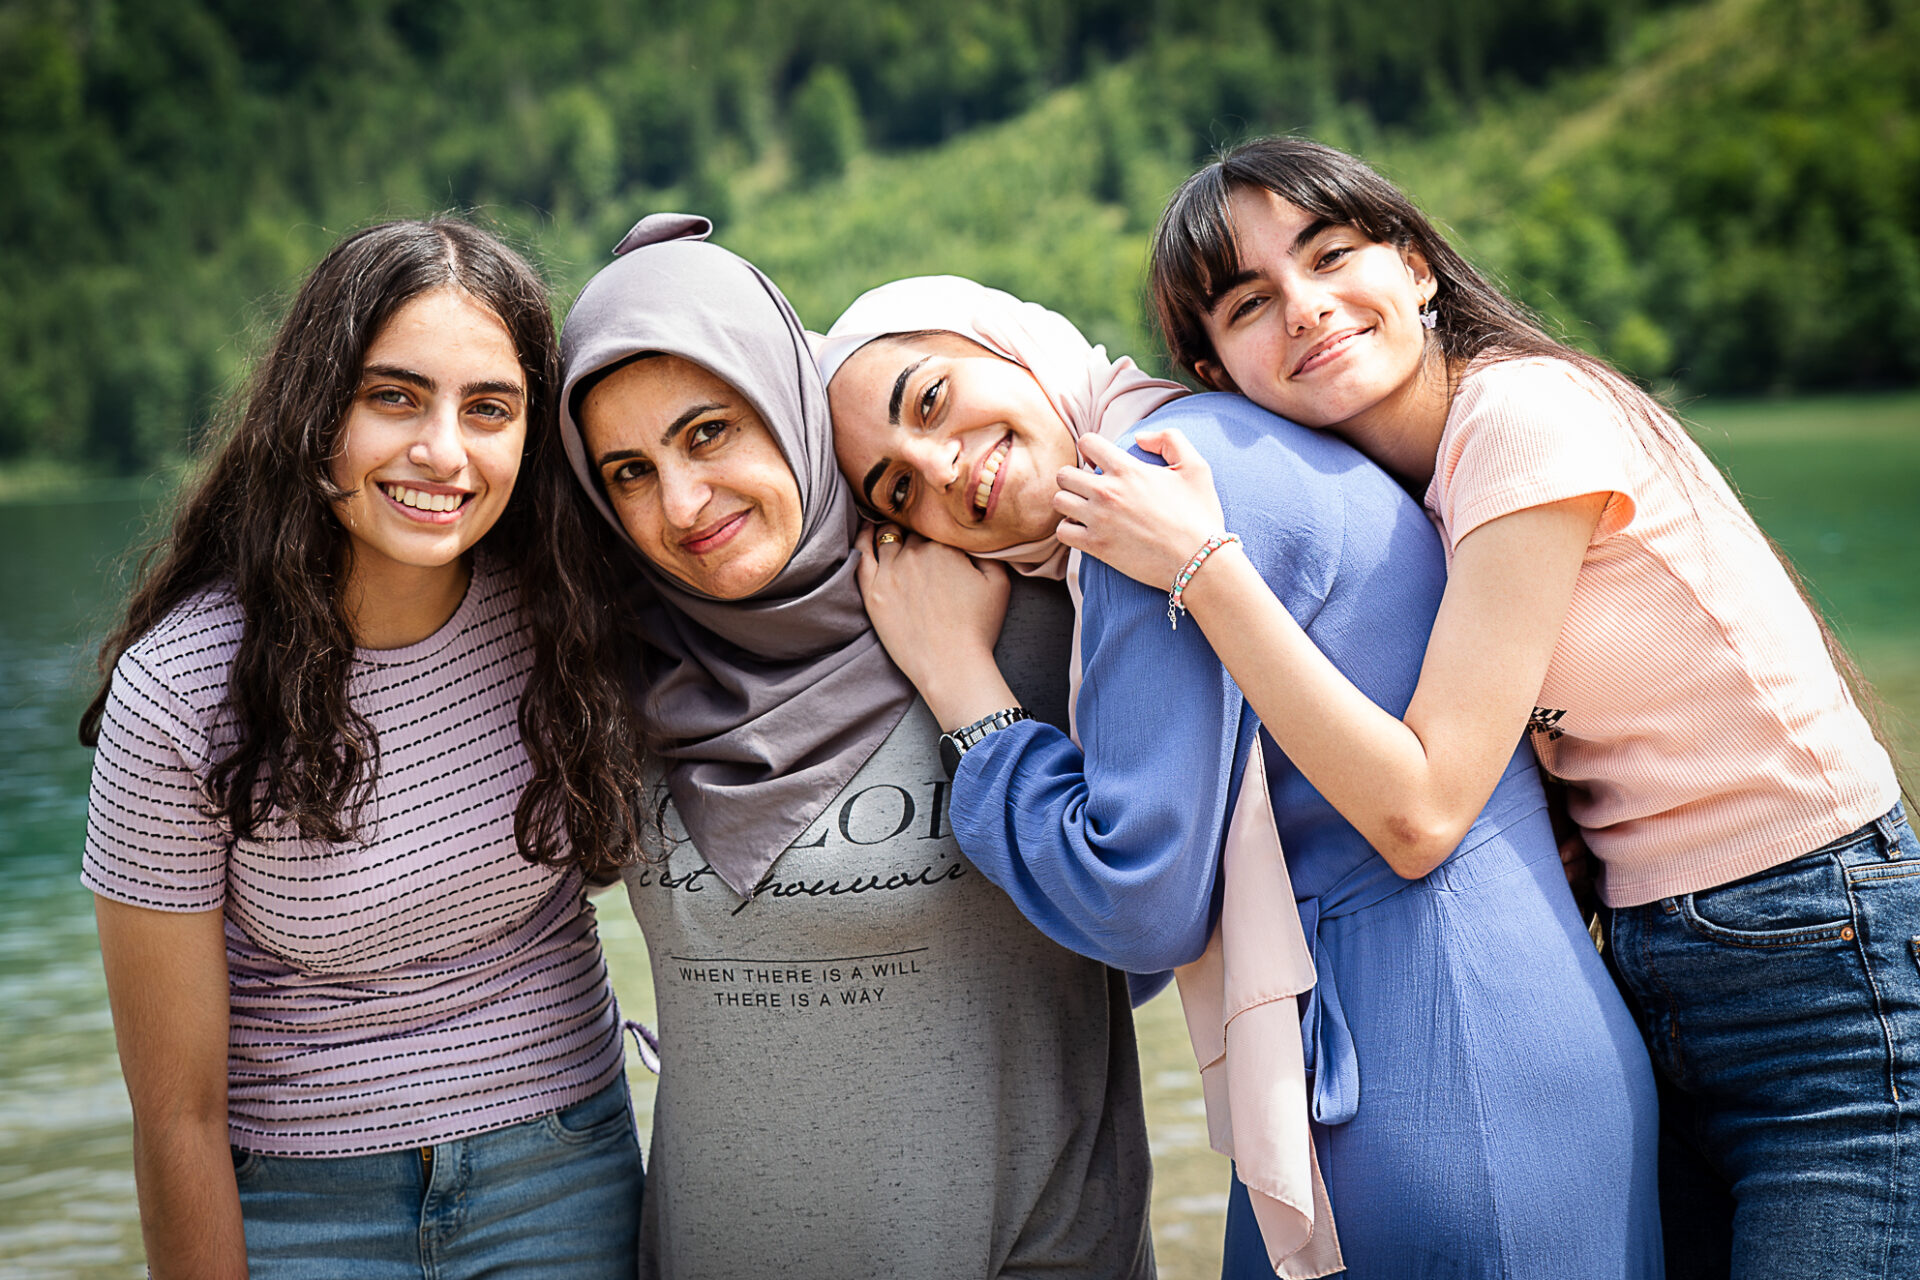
[938,706,1032,778]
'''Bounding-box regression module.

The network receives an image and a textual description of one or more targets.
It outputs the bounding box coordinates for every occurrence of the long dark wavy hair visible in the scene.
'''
[80,218,649,878]
[1149,136,1908,793]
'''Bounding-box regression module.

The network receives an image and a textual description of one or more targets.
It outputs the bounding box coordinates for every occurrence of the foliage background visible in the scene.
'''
[1,0,1915,476]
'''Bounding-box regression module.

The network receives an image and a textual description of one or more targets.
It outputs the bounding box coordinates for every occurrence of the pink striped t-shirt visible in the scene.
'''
[82,558,625,1155]
[1425,357,1899,907]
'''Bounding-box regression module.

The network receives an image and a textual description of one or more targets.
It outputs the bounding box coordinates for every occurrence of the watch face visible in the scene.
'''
[939,735,963,779]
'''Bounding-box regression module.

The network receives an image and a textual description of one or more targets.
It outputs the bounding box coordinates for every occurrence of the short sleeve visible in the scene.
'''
[1429,359,1640,552]
[81,650,230,911]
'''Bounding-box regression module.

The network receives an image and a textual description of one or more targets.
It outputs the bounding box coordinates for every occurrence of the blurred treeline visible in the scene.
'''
[2,0,1914,473]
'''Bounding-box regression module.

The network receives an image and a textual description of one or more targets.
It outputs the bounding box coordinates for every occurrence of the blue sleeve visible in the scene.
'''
[949,544,1254,975]
[948,398,1348,977]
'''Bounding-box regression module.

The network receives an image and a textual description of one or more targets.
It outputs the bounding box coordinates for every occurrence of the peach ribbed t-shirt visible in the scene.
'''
[1425,357,1898,907]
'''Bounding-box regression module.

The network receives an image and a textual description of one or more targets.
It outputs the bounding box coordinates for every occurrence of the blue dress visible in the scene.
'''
[952,394,1662,1278]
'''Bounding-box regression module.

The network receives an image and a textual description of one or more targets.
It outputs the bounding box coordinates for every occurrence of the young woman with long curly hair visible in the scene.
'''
[81,218,650,1278]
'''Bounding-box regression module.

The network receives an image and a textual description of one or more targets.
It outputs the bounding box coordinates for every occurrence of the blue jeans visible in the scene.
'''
[1607,804,1920,1280]
[235,1075,643,1278]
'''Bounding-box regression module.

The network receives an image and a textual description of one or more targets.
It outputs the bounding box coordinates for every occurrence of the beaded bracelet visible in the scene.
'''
[1167,533,1240,629]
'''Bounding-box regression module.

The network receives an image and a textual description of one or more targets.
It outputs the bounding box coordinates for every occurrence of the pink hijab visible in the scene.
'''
[818,277,1345,1277]
[814,275,1186,578]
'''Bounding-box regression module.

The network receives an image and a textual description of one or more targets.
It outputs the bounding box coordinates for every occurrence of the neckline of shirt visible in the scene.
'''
[354,555,493,668]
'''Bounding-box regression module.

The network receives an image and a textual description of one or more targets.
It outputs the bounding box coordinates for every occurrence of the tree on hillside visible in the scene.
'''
[4,0,1908,474]
[789,65,861,184]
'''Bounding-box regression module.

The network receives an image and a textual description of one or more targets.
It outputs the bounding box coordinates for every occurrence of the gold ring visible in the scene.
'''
[875,531,902,546]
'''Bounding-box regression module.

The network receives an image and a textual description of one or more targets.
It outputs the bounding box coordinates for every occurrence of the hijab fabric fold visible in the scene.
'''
[559,213,914,899]
[817,276,1343,1277]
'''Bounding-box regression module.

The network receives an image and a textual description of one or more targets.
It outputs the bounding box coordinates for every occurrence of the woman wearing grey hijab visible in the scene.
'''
[558,214,1155,1280]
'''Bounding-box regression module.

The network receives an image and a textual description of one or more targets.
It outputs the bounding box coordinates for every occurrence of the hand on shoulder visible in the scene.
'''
[1054,429,1229,591]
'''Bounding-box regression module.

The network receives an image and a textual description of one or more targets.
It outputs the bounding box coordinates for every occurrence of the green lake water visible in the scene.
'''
[1,391,1914,1277]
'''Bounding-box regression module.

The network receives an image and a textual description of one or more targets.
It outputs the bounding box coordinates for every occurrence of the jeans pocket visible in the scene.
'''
[545,1078,636,1146]
[1680,850,1852,947]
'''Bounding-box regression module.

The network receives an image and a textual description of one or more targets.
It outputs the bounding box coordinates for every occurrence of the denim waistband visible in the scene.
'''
[1807,801,1908,858]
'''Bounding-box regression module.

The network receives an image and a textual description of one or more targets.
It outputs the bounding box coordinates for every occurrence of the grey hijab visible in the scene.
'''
[559,214,913,897]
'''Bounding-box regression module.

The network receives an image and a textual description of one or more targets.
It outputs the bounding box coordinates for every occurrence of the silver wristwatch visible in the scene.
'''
[938,707,1032,778]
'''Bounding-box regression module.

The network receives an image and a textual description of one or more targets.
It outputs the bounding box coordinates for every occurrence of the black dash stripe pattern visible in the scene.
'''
[81,558,625,1156]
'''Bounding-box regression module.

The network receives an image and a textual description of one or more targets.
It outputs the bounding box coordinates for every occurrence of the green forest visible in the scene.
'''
[2,0,1914,474]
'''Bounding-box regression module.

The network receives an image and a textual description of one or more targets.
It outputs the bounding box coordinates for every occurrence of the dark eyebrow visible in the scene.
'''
[1292,217,1337,254]
[888,357,931,425]
[661,401,727,446]
[591,400,730,477]
[1203,217,1343,311]
[595,447,645,473]
[860,457,893,512]
[361,363,435,390]
[1203,270,1257,311]
[360,365,525,400]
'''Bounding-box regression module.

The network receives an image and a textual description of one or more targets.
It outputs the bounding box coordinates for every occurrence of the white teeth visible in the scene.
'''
[383,484,464,513]
[974,441,1008,514]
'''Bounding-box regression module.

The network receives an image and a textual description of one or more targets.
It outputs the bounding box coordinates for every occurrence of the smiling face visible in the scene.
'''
[329,287,527,591]
[580,354,803,600]
[1199,185,1439,445]
[826,332,1078,553]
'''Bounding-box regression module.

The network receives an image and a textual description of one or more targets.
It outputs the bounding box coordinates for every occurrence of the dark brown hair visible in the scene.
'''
[81,218,648,878]
[1149,136,1644,407]
[1149,136,1910,793]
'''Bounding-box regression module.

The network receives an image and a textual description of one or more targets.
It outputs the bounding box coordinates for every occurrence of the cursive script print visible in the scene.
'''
[635,777,966,914]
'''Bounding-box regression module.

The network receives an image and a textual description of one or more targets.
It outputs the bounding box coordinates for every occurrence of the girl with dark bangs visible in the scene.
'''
[1064,135,1914,1279]
[80,218,649,1277]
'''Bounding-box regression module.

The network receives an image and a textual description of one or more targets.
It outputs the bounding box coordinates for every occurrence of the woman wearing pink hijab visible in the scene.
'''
[820,277,1661,1279]
[818,275,1186,577]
